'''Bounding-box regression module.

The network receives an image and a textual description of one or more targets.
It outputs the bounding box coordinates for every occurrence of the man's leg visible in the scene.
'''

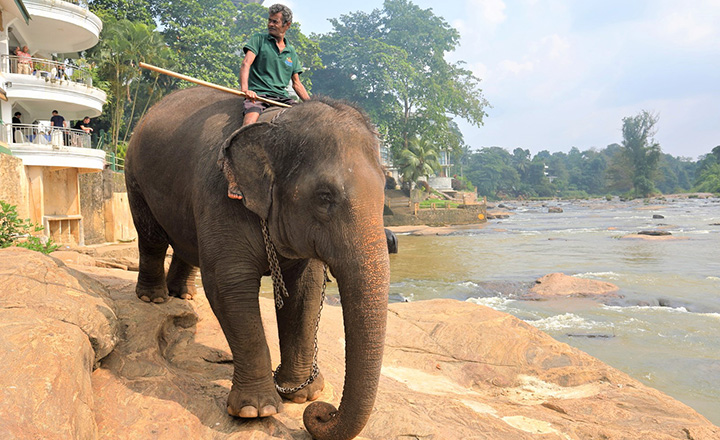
[242,111,260,126]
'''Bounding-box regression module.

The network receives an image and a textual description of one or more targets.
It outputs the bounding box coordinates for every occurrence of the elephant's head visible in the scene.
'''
[219,98,390,440]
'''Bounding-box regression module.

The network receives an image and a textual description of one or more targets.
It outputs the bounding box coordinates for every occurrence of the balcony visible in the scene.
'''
[2,55,106,119]
[4,122,105,171]
[17,0,102,53]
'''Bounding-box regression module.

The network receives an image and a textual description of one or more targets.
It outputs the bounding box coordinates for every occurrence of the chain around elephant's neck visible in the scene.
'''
[260,218,326,394]
[260,219,290,309]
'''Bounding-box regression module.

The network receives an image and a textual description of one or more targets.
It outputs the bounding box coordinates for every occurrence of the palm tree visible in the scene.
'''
[91,19,172,153]
[398,136,440,186]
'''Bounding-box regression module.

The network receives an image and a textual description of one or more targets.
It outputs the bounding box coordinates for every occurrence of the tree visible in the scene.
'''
[89,19,173,152]
[397,136,440,185]
[465,147,519,199]
[89,0,154,24]
[621,110,662,198]
[312,0,488,163]
[147,0,243,86]
[694,146,720,193]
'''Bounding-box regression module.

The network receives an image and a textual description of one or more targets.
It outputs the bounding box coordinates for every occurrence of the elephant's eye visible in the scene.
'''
[316,189,335,206]
[314,187,338,218]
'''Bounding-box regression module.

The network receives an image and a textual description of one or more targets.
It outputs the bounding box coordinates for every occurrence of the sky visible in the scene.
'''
[265,0,720,160]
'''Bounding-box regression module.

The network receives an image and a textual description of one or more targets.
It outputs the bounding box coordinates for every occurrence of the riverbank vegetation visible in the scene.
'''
[85,0,718,199]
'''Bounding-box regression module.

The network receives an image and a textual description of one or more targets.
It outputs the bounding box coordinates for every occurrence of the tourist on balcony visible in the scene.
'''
[50,110,68,146]
[12,112,22,142]
[74,116,93,134]
[17,46,32,75]
[12,47,20,73]
[239,4,310,126]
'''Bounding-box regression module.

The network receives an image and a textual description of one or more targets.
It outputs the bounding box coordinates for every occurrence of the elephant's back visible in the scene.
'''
[127,86,244,183]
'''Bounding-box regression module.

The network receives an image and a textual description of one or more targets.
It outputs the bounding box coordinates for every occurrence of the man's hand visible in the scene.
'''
[243,89,258,102]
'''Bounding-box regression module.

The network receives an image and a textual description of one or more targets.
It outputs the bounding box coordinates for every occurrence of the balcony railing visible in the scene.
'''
[7,123,92,148]
[1,55,93,87]
[25,0,90,8]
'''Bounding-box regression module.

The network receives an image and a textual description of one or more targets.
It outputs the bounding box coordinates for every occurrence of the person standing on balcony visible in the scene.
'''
[17,46,32,75]
[12,112,22,142]
[50,110,68,146]
[239,3,310,126]
[74,116,93,134]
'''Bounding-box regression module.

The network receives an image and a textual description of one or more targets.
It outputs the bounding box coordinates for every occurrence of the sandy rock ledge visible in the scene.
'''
[1,247,718,439]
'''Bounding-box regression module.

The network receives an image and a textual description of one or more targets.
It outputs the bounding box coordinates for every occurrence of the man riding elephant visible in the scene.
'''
[239,4,311,126]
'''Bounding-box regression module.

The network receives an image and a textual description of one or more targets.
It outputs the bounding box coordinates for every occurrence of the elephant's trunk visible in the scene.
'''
[303,228,390,440]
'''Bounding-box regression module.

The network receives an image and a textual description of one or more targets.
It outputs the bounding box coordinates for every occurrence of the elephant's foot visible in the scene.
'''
[276,370,325,403]
[136,285,169,303]
[227,382,284,418]
[168,281,196,300]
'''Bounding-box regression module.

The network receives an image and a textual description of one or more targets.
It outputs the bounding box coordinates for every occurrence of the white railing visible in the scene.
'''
[1,55,93,87]
[25,0,90,8]
[9,123,92,148]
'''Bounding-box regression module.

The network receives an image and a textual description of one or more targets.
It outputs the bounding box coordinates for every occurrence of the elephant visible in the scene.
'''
[125,87,390,440]
[384,228,398,254]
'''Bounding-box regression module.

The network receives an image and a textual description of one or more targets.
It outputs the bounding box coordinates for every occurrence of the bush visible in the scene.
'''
[0,200,58,254]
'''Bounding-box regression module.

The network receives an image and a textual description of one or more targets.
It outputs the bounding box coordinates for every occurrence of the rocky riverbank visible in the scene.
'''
[1,246,719,439]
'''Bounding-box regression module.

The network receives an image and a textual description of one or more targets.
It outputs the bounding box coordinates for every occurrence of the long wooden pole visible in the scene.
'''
[138,62,292,108]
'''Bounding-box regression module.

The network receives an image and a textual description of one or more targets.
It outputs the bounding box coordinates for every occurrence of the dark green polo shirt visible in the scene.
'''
[244,32,303,98]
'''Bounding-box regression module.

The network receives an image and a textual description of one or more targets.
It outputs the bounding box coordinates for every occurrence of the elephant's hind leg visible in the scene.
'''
[128,187,170,303]
[167,255,198,300]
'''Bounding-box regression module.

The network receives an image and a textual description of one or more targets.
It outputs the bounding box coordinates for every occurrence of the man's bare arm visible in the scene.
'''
[291,73,311,101]
[239,50,258,101]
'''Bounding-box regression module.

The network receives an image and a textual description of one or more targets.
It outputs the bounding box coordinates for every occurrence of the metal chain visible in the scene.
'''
[273,268,326,395]
[260,219,290,309]
[260,218,326,394]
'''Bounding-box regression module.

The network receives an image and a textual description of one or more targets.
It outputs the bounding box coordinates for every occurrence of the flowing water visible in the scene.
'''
[386,197,720,425]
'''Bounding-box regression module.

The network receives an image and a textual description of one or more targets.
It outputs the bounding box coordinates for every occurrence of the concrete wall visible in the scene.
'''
[0,153,28,218]
[79,169,135,244]
[384,204,487,227]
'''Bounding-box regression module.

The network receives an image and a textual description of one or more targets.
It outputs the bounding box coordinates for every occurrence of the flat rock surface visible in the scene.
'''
[2,247,719,439]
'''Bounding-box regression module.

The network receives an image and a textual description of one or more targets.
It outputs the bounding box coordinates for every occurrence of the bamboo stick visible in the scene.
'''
[138,62,291,108]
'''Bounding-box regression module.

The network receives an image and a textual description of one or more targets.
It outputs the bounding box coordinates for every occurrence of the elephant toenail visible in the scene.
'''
[238,406,259,418]
[152,297,165,303]
[140,295,151,302]
[292,396,307,404]
[259,405,279,417]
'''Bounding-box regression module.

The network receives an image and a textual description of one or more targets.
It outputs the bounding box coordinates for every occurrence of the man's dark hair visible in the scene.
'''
[268,4,292,24]
[14,112,21,117]
[52,110,58,114]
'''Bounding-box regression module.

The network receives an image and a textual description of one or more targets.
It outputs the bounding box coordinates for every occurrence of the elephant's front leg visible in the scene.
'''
[202,267,283,418]
[274,258,326,403]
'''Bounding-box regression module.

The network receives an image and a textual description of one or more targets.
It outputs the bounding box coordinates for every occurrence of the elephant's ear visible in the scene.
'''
[218,122,275,220]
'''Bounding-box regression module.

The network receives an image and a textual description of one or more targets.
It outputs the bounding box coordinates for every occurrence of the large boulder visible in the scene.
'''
[0,248,120,439]
[530,272,620,298]
[1,248,718,439]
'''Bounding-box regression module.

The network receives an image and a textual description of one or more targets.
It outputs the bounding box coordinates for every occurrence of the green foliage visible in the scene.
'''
[311,0,488,162]
[397,136,440,184]
[621,110,662,198]
[693,146,720,193]
[0,201,58,254]
[89,18,174,151]
[89,0,154,24]
[465,147,520,199]
[418,199,459,208]
[147,0,243,87]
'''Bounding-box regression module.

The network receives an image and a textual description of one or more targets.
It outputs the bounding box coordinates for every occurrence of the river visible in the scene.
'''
[386,196,720,425]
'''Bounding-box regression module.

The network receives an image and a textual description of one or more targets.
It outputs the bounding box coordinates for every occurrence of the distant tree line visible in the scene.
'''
[460,111,718,199]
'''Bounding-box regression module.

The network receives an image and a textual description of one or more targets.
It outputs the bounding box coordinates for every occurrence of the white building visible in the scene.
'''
[0,0,107,245]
